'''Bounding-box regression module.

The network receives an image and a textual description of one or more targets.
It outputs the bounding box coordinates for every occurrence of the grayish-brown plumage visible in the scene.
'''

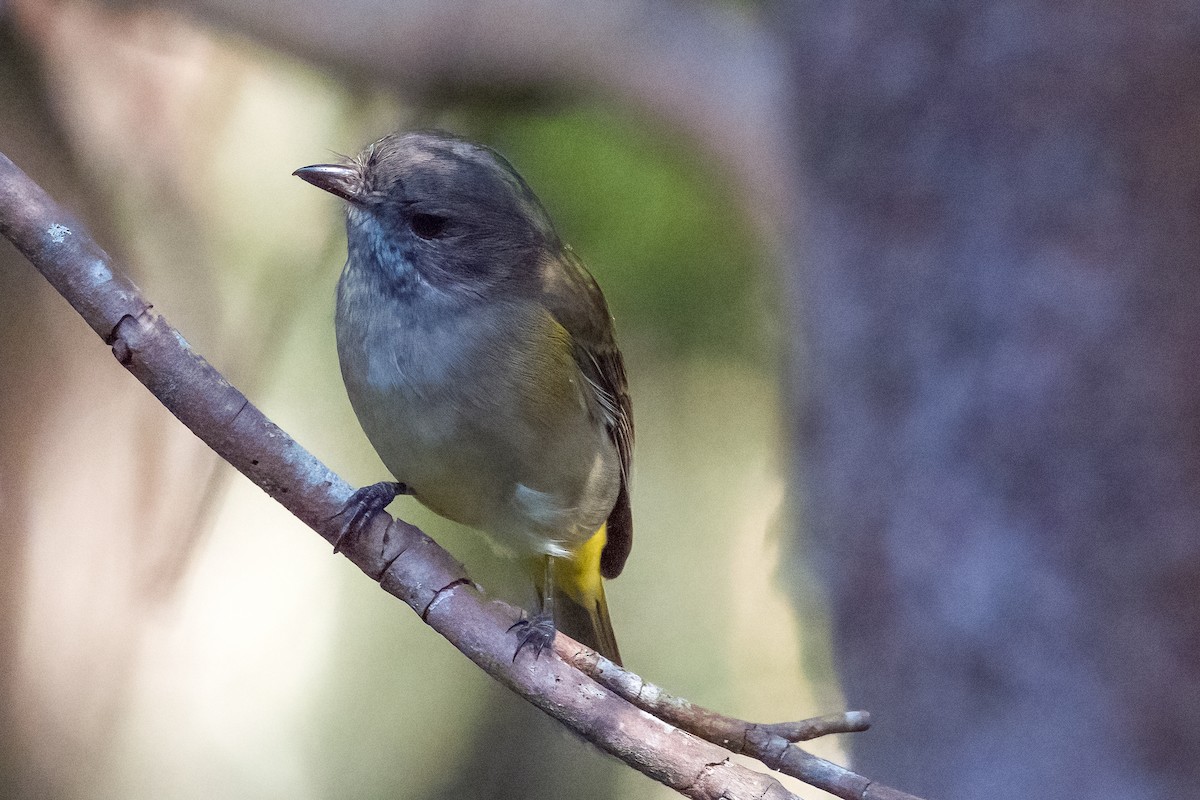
[295,131,632,662]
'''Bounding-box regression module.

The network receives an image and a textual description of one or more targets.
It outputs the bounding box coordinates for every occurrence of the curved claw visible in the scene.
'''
[510,611,557,662]
[331,480,407,553]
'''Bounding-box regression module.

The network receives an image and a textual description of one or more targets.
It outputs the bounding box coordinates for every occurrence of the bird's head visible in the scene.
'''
[295,130,558,298]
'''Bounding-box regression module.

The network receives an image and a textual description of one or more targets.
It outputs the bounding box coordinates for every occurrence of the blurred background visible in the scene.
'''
[0,1,833,799]
[5,2,1200,800]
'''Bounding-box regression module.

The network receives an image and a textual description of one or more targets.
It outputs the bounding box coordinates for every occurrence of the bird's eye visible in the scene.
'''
[410,212,449,240]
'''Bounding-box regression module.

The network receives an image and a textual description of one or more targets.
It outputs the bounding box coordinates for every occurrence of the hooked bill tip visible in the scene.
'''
[293,163,361,203]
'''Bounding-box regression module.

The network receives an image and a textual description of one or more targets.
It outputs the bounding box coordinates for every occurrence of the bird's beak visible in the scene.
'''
[292,163,362,204]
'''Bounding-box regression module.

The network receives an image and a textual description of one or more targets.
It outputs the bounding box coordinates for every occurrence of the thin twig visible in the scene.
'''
[0,149,928,800]
[558,642,927,800]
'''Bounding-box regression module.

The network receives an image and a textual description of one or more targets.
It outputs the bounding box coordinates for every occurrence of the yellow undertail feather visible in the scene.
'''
[540,523,622,665]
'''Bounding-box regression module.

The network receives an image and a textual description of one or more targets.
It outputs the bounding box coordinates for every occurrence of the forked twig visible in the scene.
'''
[559,641,925,800]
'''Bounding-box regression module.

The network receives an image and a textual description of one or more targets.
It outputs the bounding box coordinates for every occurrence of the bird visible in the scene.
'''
[294,130,633,665]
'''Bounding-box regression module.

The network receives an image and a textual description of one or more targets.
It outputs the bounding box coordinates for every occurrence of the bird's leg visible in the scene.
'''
[511,555,558,661]
[330,480,410,553]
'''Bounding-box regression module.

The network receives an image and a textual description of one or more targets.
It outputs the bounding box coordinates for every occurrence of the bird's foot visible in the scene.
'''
[509,610,557,662]
[331,480,409,553]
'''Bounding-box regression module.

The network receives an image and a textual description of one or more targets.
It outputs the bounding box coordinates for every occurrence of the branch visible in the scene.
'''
[0,150,925,800]
[560,643,927,800]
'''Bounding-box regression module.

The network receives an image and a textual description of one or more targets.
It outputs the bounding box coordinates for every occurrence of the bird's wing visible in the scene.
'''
[540,247,634,579]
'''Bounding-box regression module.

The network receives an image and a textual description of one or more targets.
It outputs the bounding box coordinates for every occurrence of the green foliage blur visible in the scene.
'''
[472,106,770,362]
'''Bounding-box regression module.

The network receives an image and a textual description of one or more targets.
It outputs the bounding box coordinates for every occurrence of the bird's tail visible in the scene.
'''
[543,523,622,665]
